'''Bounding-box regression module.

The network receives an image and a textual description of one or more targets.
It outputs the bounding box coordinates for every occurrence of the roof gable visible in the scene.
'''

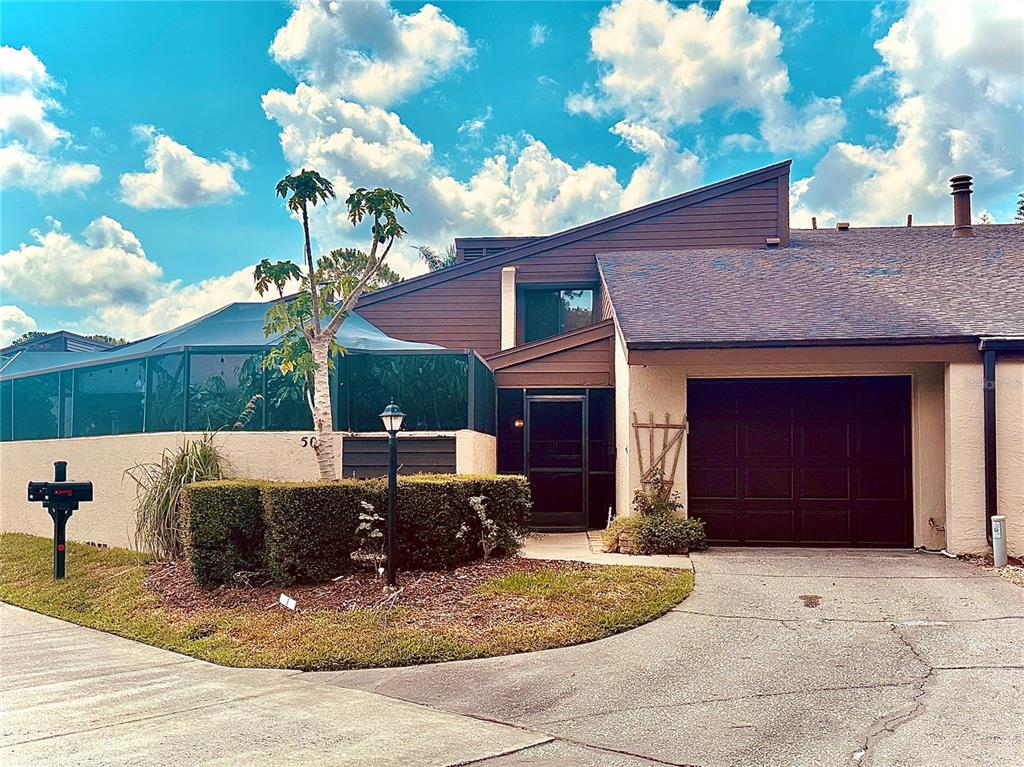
[359,160,792,307]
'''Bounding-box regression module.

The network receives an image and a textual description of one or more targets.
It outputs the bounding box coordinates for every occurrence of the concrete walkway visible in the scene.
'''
[3,549,1022,766]
[520,531,693,569]
[0,604,548,767]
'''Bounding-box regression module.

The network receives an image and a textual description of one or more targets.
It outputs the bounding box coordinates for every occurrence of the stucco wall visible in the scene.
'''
[1,429,496,550]
[944,363,988,555]
[455,429,497,474]
[613,327,633,516]
[996,359,1024,557]
[617,359,949,550]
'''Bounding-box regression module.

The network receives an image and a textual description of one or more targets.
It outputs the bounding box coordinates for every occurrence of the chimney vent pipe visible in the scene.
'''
[811,216,817,230]
[950,174,973,237]
[907,214,913,227]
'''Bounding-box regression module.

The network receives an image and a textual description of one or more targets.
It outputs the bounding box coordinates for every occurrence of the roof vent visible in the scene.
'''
[765,237,781,248]
[950,174,973,238]
[836,222,850,232]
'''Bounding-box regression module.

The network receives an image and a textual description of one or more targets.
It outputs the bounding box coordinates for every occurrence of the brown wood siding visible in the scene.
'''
[490,321,615,388]
[357,174,785,358]
[341,436,456,479]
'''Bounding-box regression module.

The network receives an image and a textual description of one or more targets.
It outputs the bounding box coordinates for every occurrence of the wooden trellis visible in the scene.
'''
[632,411,688,494]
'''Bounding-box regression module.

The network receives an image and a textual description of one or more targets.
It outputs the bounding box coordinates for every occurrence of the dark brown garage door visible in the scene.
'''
[687,377,912,547]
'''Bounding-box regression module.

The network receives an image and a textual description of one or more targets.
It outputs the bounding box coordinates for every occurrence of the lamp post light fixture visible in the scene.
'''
[379,400,405,587]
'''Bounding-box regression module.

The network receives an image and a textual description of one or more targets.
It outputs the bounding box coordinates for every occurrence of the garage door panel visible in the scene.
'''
[745,467,793,499]
[697,509,739,542]
[687,376,912,547]
[858,421,908,458]
[799,421,850,457]
[740,510,795,544]
[689,421,738,458]
[800,467,850,500]
[801,509,852,544]
[853,509,909,545]
[744,421,793,457]
[855,465,910,501]
[689,467,738,499]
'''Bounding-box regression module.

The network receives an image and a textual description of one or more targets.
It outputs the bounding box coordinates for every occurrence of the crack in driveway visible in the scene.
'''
[531,680,919,727]
[847,623,935,767]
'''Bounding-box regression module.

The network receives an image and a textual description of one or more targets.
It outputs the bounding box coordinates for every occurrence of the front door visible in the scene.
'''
[527,396,586,529]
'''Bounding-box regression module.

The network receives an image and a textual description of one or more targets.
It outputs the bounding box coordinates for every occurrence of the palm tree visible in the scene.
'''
[262,170,411,480]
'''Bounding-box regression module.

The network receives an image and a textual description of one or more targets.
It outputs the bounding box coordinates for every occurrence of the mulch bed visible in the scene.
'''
[145,557,599,627]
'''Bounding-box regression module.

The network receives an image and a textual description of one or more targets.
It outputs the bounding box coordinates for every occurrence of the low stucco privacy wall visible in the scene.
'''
[0,430,495,549]
[614,336,1024,558]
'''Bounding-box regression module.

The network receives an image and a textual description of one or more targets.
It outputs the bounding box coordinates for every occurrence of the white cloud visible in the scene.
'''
[767,0,815,37]
[85,265,279,339]
[262,84,704,276]
[119,125,245,209]
[270,0,472,106]
[530,23,550,47]
[1,216,161,307]
[0,305,36,347]
[1,215,297,339]
[792,0,1024,227]
[0,45,100,192]
[566,0,845,153]
[457,106,492,139]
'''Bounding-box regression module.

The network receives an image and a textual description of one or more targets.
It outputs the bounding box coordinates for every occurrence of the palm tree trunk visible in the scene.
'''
[310,334,337,480]
[301,203,321,332]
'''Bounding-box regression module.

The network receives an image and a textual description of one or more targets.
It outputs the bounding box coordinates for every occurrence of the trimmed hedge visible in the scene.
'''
[260,481,363,584]
[182,481,266,587]
[182,474,531,587]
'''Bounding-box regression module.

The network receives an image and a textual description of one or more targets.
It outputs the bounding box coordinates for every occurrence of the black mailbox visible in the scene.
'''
[28,481,93,506]
[27,461,92,579]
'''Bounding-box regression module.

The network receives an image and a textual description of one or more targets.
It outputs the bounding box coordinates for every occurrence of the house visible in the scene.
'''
[2,161,1021,559]
[354,161,1024,557]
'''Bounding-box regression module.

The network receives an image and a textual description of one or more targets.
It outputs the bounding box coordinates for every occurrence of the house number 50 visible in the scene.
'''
[300,436,320,449]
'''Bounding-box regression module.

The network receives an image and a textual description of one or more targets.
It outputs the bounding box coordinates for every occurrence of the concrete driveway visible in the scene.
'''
[320,548,1024,766]
[3,549,1022,766]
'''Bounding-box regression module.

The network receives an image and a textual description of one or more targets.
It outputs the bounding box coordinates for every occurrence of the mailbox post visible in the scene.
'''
[27,461,93,579]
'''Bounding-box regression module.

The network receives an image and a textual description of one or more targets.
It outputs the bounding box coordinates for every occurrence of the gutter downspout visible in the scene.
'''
[982,348,997,544]
[979,336,1024,545]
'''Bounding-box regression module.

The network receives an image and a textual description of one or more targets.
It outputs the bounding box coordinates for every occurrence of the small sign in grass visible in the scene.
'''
[0,533,694,671]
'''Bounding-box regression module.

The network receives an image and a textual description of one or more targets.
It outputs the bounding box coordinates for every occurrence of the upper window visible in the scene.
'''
[520,288,595,344]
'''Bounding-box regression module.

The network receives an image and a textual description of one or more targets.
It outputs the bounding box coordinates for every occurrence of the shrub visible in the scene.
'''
[182,474,531,586]
[602,515,707,555]
[126,434,224,560]
[602,470,708,555]
[182,481,265,587]
[260,481,364,584]
[382,474,531,570]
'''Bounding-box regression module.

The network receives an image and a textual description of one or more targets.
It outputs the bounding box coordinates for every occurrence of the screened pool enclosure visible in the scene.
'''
[0,302,495,442]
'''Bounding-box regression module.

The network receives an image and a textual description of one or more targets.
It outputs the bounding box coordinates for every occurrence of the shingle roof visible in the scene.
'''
[598,224,1024,348]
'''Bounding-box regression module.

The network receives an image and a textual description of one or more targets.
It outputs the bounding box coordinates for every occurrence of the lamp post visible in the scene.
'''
[379,400,405,587]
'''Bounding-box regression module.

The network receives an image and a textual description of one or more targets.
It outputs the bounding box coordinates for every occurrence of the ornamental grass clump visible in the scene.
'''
[126,434,225,560]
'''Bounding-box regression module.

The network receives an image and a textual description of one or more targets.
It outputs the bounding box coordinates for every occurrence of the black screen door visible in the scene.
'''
[527,396,586,529]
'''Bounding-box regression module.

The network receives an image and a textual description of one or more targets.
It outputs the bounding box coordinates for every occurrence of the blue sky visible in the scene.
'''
[1,0,1022,342]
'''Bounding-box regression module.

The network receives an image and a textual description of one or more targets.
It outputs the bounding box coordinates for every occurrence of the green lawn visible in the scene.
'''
[0,533,694,670]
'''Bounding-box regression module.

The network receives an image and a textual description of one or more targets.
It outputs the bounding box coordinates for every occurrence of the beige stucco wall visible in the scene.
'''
[617,359,950,550]
[455,429,497,474]
[613,327,633,516]
[944,363,988,555]
[996,359,1024,557]
[1,429,496,550]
